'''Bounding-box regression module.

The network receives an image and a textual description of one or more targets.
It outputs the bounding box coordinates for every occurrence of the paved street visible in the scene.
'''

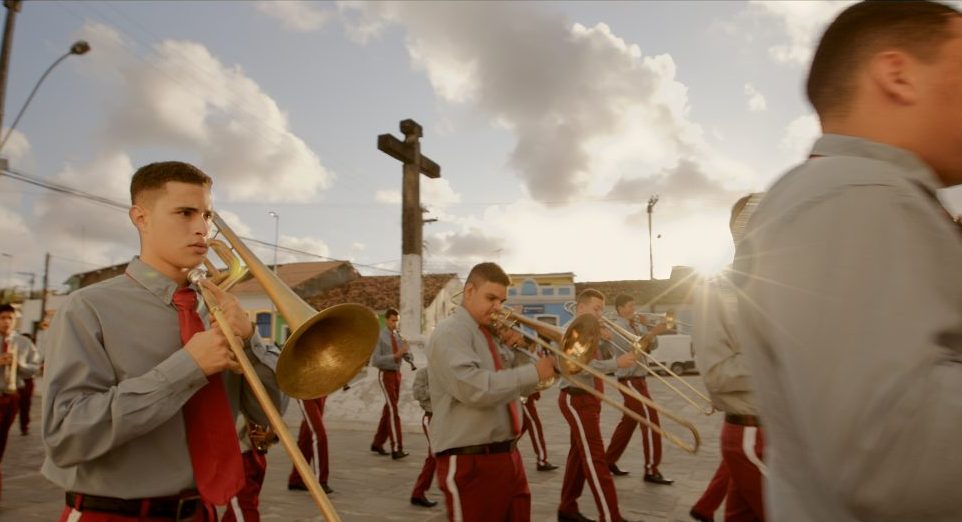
[2,372,723,521]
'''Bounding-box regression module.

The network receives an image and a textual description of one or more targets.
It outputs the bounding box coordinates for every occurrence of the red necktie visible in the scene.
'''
[172,287,245,505]
[479,326,521,435]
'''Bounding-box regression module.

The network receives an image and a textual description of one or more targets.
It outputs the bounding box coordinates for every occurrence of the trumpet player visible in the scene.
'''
[604,295,672,485]
[0,303,39,501]
[558,289,639,522]
[42,161,287,521]
[370,307,409,459]
[427,262,555,522]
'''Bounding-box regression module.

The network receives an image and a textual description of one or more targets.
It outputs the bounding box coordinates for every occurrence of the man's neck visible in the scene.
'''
[139,253,189,286]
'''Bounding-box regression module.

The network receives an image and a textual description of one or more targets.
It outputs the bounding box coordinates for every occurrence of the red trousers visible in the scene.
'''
[372,370,402,452]
[720,422,765,522]
[222,450,267,522]
[57,498,213,522]
[18,377,33,434]
[692,459,730,520]
[436,448,530,522]
[289,397,329,487]
[519,392,549,465]
[411,413,436,499]
[605,377,662,475]
[559,391,621,522]
[0,392,19,501]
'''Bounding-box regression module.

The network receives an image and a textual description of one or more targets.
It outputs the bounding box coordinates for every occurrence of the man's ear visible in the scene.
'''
[868,50,920,106]
[129,204,147,233]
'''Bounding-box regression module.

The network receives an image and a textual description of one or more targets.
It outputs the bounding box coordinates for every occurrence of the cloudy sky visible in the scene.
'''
[2,0,961,292]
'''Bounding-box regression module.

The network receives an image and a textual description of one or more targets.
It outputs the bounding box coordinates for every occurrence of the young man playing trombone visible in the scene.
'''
[427,262,555,522]
[370,307,409,459]
[42,161,287,521]
[604,295,672,485]
[0,303,40,502]
[557,289,639,522]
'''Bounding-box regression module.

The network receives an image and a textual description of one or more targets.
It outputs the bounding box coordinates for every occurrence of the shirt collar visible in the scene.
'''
[453,305,480,329]
[125,256,186,305]
[812,134,944,192]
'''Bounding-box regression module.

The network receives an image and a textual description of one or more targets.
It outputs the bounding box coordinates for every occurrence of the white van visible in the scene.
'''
[651,334,695,375]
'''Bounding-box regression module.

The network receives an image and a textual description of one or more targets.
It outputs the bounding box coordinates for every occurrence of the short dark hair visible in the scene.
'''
[807,1,961,119]
[130,161,212,205]
[614,294,635,309]
[385,308,399,319]
[0,304,14,315]
[465,262,510,288]
[576,288,605,305]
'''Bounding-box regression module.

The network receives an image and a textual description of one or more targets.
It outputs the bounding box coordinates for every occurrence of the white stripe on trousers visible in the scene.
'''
[229,497,246,522]
[626,379,654,473]
[445,455,463,522]
[378,371,400,452]
[522,403,547,464]
[65,510,82,522]
[564,393,612,522]
[422,415,432,449]
[741,426,768,477]
[298,400,321,479]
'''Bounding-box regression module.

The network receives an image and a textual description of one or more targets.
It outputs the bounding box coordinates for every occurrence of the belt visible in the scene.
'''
[381,369,398,373]
[65,491,200,520]
[437,439,517,457]
[725,413,761,427]
[561,387,594,396]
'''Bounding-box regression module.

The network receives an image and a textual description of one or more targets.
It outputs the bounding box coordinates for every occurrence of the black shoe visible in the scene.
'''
[410,496,438,507]
[689,508,713,522]
[608,463,629,476]
[322,483,334,494]
[392,450,409,460]
[370,444,389,456]
[643,471,674,485]
[537,462,558,472]
[287,483,308,491]
[558,512,596,522]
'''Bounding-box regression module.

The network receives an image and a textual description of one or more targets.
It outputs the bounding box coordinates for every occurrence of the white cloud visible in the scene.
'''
[1,128,31,166]
[79,21,334,203]
[780,114,821,161]
[275,234,331,264]
[374,190,401,204]
[744,83,767,112]
[256,1,331,32]
[340,3,755,206]
[750,1,856,65]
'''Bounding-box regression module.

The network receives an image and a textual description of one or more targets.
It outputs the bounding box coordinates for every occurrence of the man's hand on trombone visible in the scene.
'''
[202,278,254,341]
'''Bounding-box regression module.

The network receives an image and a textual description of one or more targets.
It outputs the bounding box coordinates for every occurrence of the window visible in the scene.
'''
[542,288,555,296]
[558,287,572,296]
[508,288,517,296]
[255,312,272,340]
[521,280,538,296]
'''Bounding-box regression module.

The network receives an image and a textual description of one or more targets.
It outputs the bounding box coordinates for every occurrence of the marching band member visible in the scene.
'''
[0,303,39,501]
[223,418,277,522]
[427,262,555,522]
[737,2,962,520]
[288,397,333,494]
[370,307,409,459]
[604,294,671,485]
[410,366,439,508]
[42,161,287,521]
[557,289,638,522]
[694,194,766,522]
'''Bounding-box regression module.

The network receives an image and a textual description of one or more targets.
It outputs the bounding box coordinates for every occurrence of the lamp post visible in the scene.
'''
[0,39,91,152]
[647,195,659,280]
[268,211,279,343]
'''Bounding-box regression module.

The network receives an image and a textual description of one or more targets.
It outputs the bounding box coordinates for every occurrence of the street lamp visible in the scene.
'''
[647,195,659,280]
[0,39,91,152]
[267,211,279,343]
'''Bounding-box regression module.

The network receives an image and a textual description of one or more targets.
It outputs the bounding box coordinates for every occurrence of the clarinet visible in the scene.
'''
[397,332,417,370]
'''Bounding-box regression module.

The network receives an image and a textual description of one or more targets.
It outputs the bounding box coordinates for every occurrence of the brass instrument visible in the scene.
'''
[490,321,556,391]
[498,309,701,454]
[190,212,380,521]
[4,337,16,393]
[601,314,715,416]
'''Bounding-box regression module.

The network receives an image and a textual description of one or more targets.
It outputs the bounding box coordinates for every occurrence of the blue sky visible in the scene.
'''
[1,1,959,291]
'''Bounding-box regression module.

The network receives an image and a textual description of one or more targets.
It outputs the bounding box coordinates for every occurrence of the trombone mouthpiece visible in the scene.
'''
[187,266,209,285]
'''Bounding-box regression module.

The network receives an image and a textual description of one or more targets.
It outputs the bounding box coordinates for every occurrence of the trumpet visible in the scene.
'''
[497,308,700,454]
[194,212,381,521]
[601,314,715,416]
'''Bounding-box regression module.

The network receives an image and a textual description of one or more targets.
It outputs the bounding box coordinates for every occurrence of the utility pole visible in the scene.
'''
[0,1,22,134]
[378,119,440,344]
[34,251,48,337]
[647,195,659,280]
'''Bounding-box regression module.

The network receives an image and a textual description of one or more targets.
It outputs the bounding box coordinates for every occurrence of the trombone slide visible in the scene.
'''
[4,342,16,393]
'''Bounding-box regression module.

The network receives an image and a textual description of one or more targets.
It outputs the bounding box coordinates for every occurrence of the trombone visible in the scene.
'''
[191,212,380,522]
[497,308,700,454]
[600,314,716,416]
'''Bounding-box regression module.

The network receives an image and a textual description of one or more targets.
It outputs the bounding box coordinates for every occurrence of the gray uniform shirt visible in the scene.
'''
[372,326,402,371]
[41,257,287,498]
[426,306,539,453]
[693,276,757,416]
[412,367,431,414]
[559,317,618,391]
[736,135,962,522]
[609,315,655,379]
[1,332,40,390]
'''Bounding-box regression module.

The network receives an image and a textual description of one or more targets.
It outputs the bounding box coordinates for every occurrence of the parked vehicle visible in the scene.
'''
[651,334,696,375]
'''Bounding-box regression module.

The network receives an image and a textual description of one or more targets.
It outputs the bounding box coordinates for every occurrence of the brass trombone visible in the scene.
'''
[497,308,700,454]
[600,315,716,416]
[189,212,380,522]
